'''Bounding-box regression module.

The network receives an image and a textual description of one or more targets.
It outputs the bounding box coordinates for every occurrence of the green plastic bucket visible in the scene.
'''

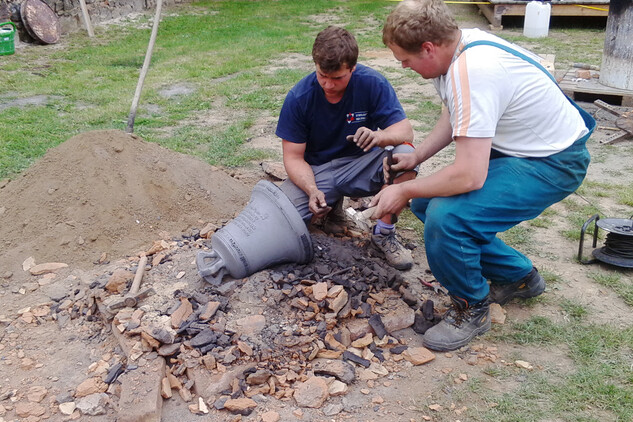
[0,22,16,56]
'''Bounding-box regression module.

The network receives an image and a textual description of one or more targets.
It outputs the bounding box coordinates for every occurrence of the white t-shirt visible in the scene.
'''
[432,28,588,157]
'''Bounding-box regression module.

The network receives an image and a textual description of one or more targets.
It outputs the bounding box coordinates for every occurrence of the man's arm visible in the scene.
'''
[347,118,414,152]
[370,134,492,218]
[282,140,331,218]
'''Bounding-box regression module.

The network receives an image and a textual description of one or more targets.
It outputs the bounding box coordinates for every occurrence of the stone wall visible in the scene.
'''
[0,0,183,41]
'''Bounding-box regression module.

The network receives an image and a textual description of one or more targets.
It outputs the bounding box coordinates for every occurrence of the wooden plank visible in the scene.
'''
[559,69,633,106]
[471,1,609,29]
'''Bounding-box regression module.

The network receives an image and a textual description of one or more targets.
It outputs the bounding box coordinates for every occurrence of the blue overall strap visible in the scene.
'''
[461,40,596,134]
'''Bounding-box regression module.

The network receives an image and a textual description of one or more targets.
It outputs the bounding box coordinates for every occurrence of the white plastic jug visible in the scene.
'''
[523,1,551,38]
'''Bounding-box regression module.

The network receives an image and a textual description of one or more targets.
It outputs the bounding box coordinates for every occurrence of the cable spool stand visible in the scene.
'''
[578,214,633,268]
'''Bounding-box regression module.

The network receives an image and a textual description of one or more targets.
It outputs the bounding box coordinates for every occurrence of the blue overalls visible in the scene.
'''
[411,41,596,303]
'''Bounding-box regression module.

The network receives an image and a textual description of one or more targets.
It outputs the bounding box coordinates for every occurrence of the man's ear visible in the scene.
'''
[421,41,434,55]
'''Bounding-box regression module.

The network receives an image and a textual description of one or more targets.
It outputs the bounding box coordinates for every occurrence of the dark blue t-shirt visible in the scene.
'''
[275,64,407,166]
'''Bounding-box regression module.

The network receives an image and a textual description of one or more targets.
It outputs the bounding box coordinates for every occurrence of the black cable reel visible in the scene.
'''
[578,214,633,268]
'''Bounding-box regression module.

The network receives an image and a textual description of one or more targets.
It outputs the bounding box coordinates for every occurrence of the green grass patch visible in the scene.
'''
[588,271,633,307]
[481,316,633,421]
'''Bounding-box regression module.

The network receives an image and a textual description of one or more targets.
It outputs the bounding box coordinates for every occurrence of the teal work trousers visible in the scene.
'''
[410,133,591,303]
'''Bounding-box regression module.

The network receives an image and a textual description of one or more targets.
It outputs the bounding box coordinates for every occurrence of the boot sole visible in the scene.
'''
[422,322,491,352]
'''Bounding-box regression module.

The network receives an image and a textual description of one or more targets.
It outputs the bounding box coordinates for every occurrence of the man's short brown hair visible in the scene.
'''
[383,0,458,52]
[312,26,359,73]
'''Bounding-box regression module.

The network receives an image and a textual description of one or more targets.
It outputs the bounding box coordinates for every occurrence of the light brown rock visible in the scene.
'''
[261,410,280,422]
[170,298,193,329]
[15,401,46,418]
[105,268,134,293]
[312,282,328,301]
[403,347,436,365]
[161,377,172,399]
[351,332,373,348]
[117,357,166,422]
[490,303,507,324]
[27,386,47,402]
[227,315,266,336]
[293,376,329,408]
[199,301,221,320]
[223,397,257,415]
[328,380,348,396]
[75,378,107,398]
[328,289,348,314]
[29,262,68,275]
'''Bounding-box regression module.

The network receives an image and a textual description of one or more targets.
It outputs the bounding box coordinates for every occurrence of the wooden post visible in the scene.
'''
[599,0,633,90]
[78,0,94,37]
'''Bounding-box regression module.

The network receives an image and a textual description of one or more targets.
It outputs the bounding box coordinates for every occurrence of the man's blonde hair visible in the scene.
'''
[383,0,459,52]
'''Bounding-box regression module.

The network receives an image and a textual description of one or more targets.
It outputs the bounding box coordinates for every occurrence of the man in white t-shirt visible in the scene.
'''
[373,0,595,351]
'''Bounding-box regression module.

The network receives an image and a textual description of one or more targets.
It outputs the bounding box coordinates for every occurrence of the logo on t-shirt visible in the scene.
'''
[347,111,368,124]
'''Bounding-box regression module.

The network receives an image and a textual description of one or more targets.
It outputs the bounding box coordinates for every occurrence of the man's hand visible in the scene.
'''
[368,184,408,220]
[383,152,418,184]
[346,127,381,152]
[309,190,331,218]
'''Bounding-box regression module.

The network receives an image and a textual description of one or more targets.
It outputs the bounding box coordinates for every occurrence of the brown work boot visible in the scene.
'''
[423,296,491,352]
[371,226,413,270]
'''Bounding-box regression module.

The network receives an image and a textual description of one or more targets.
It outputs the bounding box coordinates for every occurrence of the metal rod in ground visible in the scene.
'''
[125,0,163,134]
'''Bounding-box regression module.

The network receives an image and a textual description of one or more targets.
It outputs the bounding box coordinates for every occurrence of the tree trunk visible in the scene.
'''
[600,0,633,90]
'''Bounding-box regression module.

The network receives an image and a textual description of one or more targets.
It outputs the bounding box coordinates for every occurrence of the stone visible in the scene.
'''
[190,328,217,348]
[199,301,221,320]
[345,298,415,340]
[161,378,172,399]
[293,376,329,408]
[157,343,181,356]
[490,303,506,324]
[15,401,46,418]
[328,289,348,314]
[117,357,165,422]
[223,397,257,415]
[351,332,373,348]
[170,298,193,329]
[261,410,280,422]
[260,161,287,180]
[403,347,435,365]
[246,369,271,385]
[76,393,108,416]
[188,363,252,398]
[226,315,266,336]
[22,256,36,271]
[200,223,218,238]
[148,326,176,344]
[515,360,533,370]
[323,403,343,416]
[29,262,68,275]
[59,401,76,415]
[198,396,209,414]
[75,378,107,398]
[312,282,328,301]
[27,386,47,402]
[105,269,134,293]
[328,380,348,396]
[312,358,356,384]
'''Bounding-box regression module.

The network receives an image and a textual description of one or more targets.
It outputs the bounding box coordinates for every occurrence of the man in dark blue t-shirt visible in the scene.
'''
[276,26,418,270]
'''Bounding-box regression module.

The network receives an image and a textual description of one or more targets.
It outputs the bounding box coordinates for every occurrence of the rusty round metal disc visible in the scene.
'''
[20,0,60,44]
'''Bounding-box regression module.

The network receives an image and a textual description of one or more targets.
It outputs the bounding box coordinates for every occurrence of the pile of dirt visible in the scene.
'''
[0,130,252,274]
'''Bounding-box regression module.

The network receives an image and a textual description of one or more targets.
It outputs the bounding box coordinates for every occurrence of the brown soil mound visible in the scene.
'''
[0,130,251,273]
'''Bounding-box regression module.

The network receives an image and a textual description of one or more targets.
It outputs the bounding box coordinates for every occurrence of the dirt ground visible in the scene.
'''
[1,5,633,422]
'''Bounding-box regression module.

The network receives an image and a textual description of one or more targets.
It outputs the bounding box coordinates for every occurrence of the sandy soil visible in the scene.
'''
[1,5,632,422]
